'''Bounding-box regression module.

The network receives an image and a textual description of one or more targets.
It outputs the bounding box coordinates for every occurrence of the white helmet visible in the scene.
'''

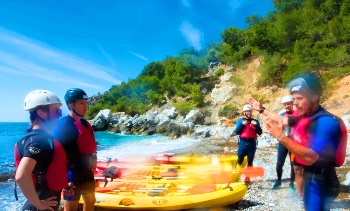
[24,90,62,112]
[243,104,253,112]
[281,95,294,104]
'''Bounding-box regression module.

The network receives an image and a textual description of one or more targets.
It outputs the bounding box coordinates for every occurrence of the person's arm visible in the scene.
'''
[264,118,319,165]
[254,119,263,135]
[15,158,57,211]
[248,97,289,126]
[234,118,244,135]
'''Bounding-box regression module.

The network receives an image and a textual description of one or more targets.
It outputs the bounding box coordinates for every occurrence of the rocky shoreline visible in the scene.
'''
[89,107,236,140]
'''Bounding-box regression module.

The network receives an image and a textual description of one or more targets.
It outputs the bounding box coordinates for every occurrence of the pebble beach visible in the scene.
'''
[72,135,350,211]
[165,137,350,211]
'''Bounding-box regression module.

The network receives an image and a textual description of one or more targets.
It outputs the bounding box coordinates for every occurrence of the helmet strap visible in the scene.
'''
[305,94,318,115]
[68,102,84,118]
[73,108,84,117]
[37,115,47,124]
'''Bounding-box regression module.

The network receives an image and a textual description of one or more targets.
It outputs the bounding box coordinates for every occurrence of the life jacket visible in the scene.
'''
[74,119,97,155]
[291,111,347,167]
[14,131,67,192]
[239,118,258,139]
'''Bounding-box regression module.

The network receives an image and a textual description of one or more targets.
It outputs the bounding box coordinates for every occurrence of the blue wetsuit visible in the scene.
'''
[234,118,262,166]
[289,107,341,211]
[53,116,96,200]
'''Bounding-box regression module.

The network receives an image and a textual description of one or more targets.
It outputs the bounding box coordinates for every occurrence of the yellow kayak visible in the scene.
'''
[87,181,247,210]
[95,161,243,184]
[151,154,243,166]
[96,169,241,188]
[96,155,247,181]
[98,155,245,169]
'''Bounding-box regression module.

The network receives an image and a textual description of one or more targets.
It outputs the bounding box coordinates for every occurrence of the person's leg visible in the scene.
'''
[63,200,80,211]
[63,181,83,211]
[244,141,257,183]
[82,192,96,211]
[246,141,257,166]
[324,168,340,210]
[276,142,288,180]
[236,140,246,170]
[80,179,96,211]
[303,174,324,211]
[273,143,288,189]
[288,152,296,191]
[294,164,304,197]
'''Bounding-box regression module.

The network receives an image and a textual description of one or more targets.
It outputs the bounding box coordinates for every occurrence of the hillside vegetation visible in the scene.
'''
[86,0,350,120]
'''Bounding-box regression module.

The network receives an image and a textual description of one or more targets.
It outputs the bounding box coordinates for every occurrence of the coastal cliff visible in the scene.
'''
[90,57,350,138]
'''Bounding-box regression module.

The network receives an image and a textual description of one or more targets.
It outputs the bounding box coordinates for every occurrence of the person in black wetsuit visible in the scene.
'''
[272,95,297,192]
[15,90,68,211]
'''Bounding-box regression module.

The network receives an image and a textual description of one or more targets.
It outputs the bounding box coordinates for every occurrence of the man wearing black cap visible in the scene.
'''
[54,88,97,211]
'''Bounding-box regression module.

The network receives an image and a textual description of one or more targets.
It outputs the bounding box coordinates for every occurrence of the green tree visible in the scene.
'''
[139,62,165,79]
[221,27,246,51]
[190,84,204,107]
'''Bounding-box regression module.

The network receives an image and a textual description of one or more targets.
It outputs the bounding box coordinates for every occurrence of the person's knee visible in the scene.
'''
[294,167,303,175]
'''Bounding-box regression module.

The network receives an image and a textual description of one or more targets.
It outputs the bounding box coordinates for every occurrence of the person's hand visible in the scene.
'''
[91,156,97,172]
[63,182,75,197]
[263,118,283,139]
[247,98,263,111]
[90,153,97,172]
[37,196,58,211]
[243,119,248,125]
[251,120,257,125]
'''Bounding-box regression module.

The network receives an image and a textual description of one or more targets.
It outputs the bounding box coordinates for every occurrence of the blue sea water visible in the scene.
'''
[0,122,201,211]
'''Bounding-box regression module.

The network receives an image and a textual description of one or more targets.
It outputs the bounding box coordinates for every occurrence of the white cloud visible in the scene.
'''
[0,50,105,90]
[128,51,149,61]
[179,21,203,50]
[0,27,121,86]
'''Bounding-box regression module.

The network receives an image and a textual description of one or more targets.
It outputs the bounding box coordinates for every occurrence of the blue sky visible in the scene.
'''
[0,0,274,122]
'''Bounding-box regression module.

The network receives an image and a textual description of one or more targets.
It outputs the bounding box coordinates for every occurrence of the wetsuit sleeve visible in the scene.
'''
[254,119,262,135]
[22,136,52,169]
[288,116,302,127]
[308,115,340,167]
[53,119,79,165]
[234,118,244,135]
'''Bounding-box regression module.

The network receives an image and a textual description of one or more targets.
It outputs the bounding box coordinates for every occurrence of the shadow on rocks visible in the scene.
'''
[225,199,264,210]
